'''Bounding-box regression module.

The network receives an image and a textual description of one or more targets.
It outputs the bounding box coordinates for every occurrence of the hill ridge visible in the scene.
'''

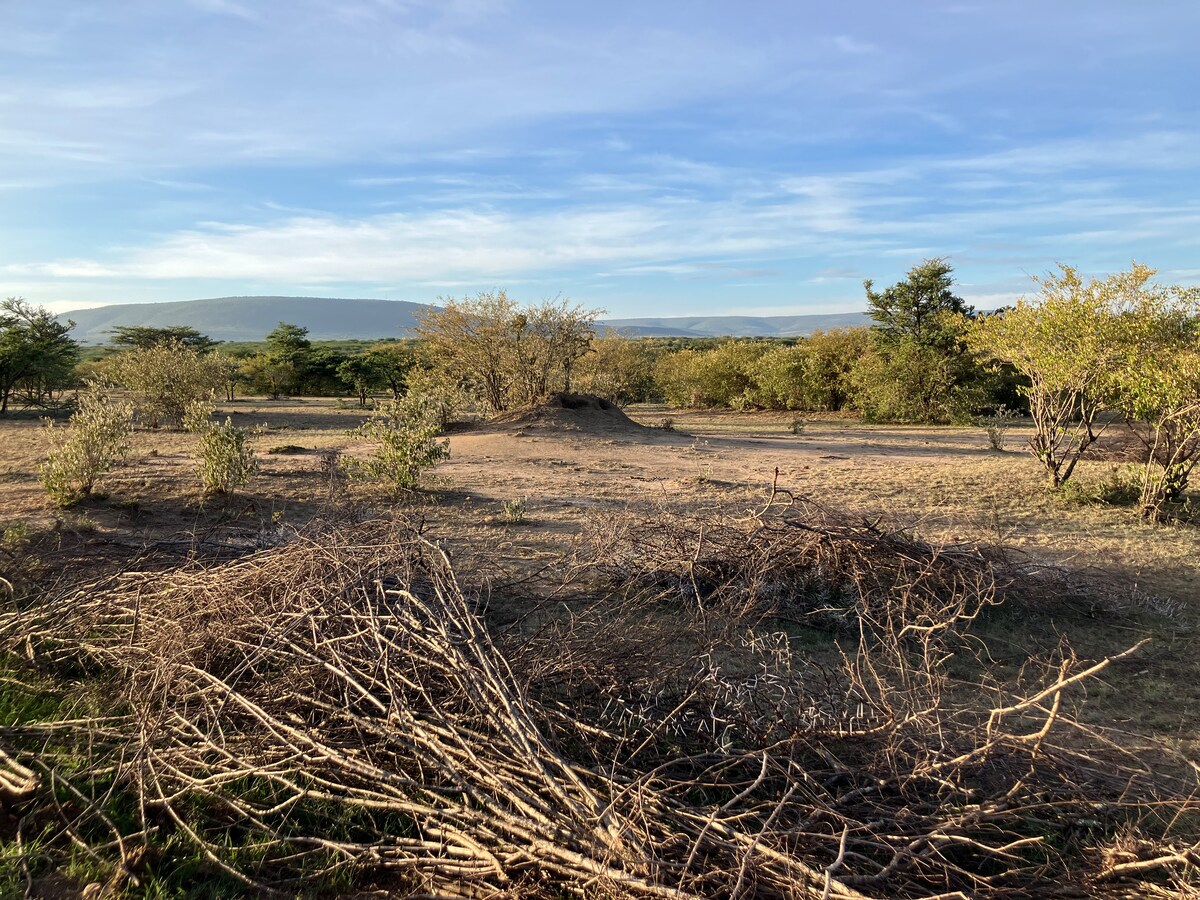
[58,296,869,343]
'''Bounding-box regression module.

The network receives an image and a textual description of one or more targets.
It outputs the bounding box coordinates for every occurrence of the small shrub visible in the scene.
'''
[1,521,31,552]
[501,497,527,524]
[341,394,450,496]
[790,418,806,435]
[976,406,1019,451]
[196,417,258,495]
[39,386,134,507]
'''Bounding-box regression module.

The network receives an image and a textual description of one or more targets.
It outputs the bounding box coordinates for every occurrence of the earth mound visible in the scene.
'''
[488,392,652,435]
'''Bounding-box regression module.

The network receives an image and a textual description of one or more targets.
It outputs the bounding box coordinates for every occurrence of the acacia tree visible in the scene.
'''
[969,264,1149,489]
[1106,282,1200,520]
[418,291,601,414]
[108,325,219,353]
[865,257,972,350]
[0,298,79,413]
[262,322,313,396]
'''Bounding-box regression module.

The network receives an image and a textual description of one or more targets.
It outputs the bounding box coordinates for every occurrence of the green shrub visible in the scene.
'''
[102,340,225,427]
[197,417,258,495]
[182,398,216,433]
[38,386,134,506]
[575,336,663,405]
[501,496,528,524]
[341,394,450,496]
[1,520,31,552]
[403,367,471,428]
[1058,465,1144,507]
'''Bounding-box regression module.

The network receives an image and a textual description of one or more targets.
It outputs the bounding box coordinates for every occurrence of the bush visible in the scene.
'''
[181,399,215,434]
[1058,465,1144,507]
[341,394,450,496]
[196,418,258,495]
[103,341,225,427]
[574,336,662,406]
[976,406,1019,451]
[501,497,528,524]
[39,386,133,506]
[851,338,984,424]
[653,342,770,408]
[403,367,471,428]
[747,345,809,409]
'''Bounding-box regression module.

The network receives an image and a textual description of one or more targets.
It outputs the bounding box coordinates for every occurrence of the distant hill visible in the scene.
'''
[58,296,870,344]
[601,312,870,337]
[60,296,432,344]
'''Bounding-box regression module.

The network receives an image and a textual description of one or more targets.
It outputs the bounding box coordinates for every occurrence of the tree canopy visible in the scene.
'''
[865,258,973,350]
[0,297,79,414]
[108,325,219,353]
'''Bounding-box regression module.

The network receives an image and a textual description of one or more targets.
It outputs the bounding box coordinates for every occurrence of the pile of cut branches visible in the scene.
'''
[0,504,1196,898]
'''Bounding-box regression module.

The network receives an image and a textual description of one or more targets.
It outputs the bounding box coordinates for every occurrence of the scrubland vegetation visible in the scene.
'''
[1,261,1199,897]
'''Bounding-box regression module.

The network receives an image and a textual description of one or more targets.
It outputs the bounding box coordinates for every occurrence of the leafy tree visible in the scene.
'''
[103,341,226,427]
[259,322,314,396]
[265,321,312,359]
[307,348,351,396]
[108,325,219,353]
[969,264,1145,488]
[0,298,79,413]
[857,260,982,423]
[575,335,663,406]
[417,291,602,413]
[865,258,972,350]
[239,355,294,401]
[362,343,417,400]
[337,354,386,408]
[1106,280,1200,519]
[211,351,247,402]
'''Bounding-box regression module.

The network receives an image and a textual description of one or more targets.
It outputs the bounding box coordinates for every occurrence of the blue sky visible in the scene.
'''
[2,1,1198,317]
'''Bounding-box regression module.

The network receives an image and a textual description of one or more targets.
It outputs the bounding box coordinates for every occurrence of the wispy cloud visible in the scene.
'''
[2,1,1199,315]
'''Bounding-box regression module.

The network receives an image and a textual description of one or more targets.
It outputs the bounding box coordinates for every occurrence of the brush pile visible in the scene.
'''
[0,498,1196,897]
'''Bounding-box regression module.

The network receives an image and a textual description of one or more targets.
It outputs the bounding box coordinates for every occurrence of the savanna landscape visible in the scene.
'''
[2,264,1199,898]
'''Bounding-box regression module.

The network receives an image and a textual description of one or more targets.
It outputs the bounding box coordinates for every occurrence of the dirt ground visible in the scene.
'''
[2,396,1198,750]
